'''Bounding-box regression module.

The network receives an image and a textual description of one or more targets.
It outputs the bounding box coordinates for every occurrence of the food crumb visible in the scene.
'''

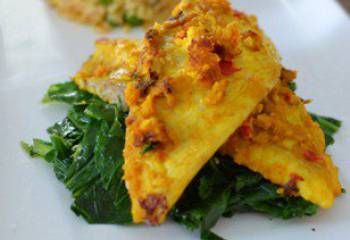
[311,228,316,232]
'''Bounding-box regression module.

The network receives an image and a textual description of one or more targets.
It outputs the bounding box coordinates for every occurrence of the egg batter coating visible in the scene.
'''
[73,39,140,103]
[220,69,342,208]
[72,39,341,217]
[71,2,341,225]
[123,0,281,224]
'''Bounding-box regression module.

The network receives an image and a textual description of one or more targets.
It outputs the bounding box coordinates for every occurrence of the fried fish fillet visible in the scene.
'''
[221,69,342,208]
[123,0,281,224]
[72,40,341,215]
[73,39,140,103]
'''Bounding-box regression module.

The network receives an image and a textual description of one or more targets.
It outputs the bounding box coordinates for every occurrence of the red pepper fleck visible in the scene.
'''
[303,150,321,162]
[239,121,252,139]
[285,173,304,195]
[284,92,292,103]
[233,10,245,18]
[219,60,240,76]
[290,173,304,182]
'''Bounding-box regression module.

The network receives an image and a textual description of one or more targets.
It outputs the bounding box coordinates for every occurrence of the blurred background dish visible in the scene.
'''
[338,0,350,13]
[46,0,179,31]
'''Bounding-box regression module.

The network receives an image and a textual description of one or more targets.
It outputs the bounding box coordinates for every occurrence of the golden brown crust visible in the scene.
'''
[73,39,140,103]
[70,2,341,223]
[123,0,281,224]
[220,69,342,208]
[73,36,341,214]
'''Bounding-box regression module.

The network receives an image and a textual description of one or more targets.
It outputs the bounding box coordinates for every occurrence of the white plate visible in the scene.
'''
[1,0,350,239]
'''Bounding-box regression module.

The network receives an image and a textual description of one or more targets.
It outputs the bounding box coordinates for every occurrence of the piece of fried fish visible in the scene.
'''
[73,41,340,224]
[72,1,340,225]
[123,0,281,224]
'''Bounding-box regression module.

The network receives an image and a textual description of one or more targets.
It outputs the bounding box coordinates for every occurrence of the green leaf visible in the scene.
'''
[201,189,231,232]
[67,105,92,130]
[311,113,342,146]
[26,82,132,224]
[65,121,100,182]
[21,141,34,156]
[53,157,73,182]
[21,139,52,158]
[65,159,100,197]
[42,82,92,104]
[47,118,82,143]
[94,121,125,189]
[50,134,71,160]
[173,156,319,237]
[199,176,213,200]
[71,177,132,224]
[201,230,226,240]
[235,173,262,192]
[84,102,117,123]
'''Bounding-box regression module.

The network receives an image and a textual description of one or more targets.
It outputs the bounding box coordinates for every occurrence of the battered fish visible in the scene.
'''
[72,41,341,215]
[123,0,281,224]
[221,69,342,208]
[71,1,341,223]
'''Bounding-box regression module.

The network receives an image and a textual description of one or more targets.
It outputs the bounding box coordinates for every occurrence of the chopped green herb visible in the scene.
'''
[288,81,297,92]
[123,13,144,27]
[141,143,156,155]
[99,0,113,6]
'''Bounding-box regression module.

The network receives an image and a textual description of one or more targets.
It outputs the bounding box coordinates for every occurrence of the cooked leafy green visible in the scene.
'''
[171,156,318,238]
[23,82,342,240]
[201,230,225,240]
[42,82,93,104]
[24,82,132,224]
[311,113,342,146]
[21,139,52,158]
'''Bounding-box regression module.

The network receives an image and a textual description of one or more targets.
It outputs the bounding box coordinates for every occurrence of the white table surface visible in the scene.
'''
[0,0,350,239]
